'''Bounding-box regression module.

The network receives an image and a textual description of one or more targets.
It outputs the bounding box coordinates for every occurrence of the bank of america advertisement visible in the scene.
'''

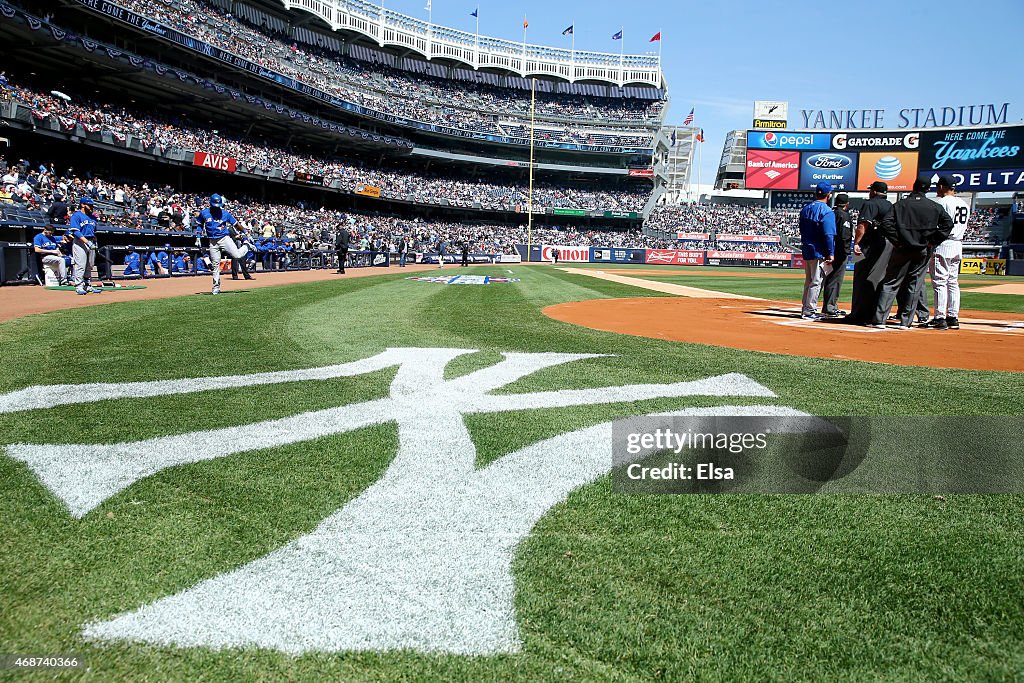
[745,149,800,190]
[799,152,858,191]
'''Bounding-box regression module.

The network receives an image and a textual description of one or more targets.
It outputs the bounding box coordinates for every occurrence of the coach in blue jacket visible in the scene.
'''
[798,181,836,321]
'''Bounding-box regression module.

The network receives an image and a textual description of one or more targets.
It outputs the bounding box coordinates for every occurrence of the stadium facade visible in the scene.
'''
[0,0,672,282]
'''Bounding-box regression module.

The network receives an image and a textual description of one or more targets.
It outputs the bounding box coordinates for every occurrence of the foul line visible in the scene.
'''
[559,268,764,300]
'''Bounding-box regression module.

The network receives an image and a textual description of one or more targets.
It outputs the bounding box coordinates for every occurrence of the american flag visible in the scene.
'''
[683,108,694,125]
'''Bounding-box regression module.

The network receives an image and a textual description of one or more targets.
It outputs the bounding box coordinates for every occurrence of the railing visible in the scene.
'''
[282,0,663,88]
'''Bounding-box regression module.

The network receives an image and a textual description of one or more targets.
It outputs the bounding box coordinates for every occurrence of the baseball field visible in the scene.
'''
[2,264,1023,681]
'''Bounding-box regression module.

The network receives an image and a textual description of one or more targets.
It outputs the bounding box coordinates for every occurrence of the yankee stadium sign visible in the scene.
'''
[800,104,1010,130]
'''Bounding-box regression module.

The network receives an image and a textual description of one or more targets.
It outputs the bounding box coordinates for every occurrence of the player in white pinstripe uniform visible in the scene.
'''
[929,175,971,330]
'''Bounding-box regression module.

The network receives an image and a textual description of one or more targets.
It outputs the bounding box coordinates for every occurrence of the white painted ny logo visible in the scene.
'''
[3,348,807,655]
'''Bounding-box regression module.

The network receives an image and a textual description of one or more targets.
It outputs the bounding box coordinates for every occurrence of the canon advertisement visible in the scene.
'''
[917,125,1024,191]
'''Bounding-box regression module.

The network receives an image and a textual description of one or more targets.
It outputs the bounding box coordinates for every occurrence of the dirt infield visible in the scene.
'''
[0,265,441,323]
[544,297,1024,372]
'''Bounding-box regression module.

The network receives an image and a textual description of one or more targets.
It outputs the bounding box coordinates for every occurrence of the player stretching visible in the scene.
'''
[196,194,248,295]
[930,176,971,330]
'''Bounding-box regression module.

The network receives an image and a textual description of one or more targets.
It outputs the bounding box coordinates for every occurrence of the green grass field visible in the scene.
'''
[1,265,1023,681]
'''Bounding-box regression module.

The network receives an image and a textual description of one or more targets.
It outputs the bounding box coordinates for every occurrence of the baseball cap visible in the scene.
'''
[79,196,94,206]
[164,243,171,249]
[815,181,833,195]
[867,181,888,193]
[835,193,849,204]
[937,175,957,189]
[127,244,135,250]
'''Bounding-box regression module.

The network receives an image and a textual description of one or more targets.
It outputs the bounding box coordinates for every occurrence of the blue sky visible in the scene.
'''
[384,0,1023,186]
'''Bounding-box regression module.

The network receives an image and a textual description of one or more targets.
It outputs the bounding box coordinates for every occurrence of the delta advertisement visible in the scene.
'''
[917,125,1024,191]
[745,149,800,190]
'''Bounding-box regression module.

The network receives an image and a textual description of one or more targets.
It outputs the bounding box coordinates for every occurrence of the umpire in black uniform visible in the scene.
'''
[335,224,351,274]
[870,179,953,329]
[230,225,255,280]
[841,181,893,324]
[821,193,852,318]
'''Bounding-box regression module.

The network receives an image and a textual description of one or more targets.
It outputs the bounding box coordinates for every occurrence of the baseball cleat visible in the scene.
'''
[212,286,221,295]
[947,317,959,329]
[930,318,948,330]
[75,286,88,295]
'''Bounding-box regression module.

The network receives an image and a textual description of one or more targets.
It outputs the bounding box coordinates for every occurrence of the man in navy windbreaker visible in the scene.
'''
[797,181,836,320]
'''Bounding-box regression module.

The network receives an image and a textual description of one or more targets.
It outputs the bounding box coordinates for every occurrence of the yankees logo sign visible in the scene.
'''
[2,348,809,655]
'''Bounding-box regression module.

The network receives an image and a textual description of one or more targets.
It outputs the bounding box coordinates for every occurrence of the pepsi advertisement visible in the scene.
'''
[918,125,1024,191]
[746,131,832,150]
[799,152,858,191]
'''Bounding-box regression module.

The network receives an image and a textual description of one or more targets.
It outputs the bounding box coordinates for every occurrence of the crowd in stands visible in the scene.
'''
[646,202,1006,245]
[69,0,660,147]
[646,204,802,239]
[0,77,648,213]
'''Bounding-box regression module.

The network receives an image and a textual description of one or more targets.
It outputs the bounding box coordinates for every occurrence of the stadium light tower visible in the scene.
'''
[527,78,536,254]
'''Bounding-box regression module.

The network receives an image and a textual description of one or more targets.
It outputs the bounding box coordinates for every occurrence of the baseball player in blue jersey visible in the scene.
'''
[123,245,142,277]
[196,194,248,294]
[32,224,68,285]
[68,197,101,295]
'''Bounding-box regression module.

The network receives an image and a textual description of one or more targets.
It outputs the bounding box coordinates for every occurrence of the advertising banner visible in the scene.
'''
[746,132,832,150]
[917,126,1024,191]
[799,151,859,191]
[707,251,792,261]
[676,232,710,240]
[540,245,591,262]
[552,208,587,217]
[918,168,1024,193]
[356,184,381,198]
[856,152,919,192]
[604,211,640,219]
[960,258,1007,275]
[628,169,655,178]
[293,171,325,185]
[192,151,236,173]
[645,249,706,265]
[919,126,1024,172]
[830,132,921,152]
[591,248,647,263]
[745,150,800,190]
[716,234,782,243]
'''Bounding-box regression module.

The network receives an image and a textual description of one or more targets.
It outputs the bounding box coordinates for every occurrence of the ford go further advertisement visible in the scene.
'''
[799,152,859,191]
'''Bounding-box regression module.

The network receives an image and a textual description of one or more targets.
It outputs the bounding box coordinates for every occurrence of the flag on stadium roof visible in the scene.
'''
[611,30,622,40]
[696,128,705,143]
[649,32,661,42]
[523,18,529,29]
[670,129,677,146]
[683,108,694,125]
[470,8,477,17]
[562,25,573,35]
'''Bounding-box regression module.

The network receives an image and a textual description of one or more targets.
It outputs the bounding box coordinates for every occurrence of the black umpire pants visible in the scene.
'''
[847,235,893,324]
[335,248,348,273]
[872,245,930,327]
[820,250,849,316]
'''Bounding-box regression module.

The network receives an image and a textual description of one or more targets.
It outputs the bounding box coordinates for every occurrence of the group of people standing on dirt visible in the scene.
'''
[798,176,968,330]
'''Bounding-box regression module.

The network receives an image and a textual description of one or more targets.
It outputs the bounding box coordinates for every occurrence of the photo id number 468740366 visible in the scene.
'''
[0,654,86,670]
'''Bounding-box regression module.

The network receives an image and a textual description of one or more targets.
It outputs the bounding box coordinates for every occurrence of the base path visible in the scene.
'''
[0,265,442,323]
[559,268,763,299]
[544,297,1024,372]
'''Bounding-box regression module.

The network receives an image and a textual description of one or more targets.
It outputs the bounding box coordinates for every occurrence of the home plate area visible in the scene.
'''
[407,275,520,285]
